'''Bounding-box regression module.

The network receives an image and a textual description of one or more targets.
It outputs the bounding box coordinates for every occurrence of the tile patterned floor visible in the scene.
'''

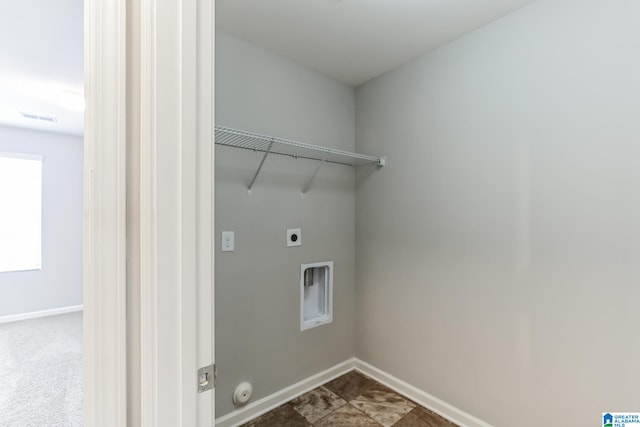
[242,371,458,427]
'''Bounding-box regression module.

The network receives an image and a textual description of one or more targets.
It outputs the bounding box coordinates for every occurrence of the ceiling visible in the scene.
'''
[0,0,83,136]
[0,1,537,136]
[216,0,536,86]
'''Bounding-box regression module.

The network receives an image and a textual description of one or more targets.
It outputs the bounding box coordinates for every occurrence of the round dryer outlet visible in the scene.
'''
[233,382,253,406]
[287,228,301,247]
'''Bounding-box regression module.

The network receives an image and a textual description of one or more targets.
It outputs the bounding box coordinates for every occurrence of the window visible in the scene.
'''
[0,153,43,273]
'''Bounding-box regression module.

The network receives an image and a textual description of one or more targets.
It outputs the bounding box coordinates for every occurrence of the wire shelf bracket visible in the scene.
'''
[301,160,326,197]
[215,125,386,196]
[247,139,274,195]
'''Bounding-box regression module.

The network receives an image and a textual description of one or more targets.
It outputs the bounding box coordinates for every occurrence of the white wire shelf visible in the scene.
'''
[214,126,386,167]
[214,125,385,195]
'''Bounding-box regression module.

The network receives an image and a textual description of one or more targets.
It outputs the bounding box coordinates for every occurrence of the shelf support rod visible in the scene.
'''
[301,160,326,196]
[248,139,274,194]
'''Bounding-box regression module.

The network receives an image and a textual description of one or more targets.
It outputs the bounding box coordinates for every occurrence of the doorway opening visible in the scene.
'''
[0,0,84,425]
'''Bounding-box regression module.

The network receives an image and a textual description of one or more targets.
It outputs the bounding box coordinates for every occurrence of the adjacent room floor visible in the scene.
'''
[0,312,83,427]
[243,371,457,427]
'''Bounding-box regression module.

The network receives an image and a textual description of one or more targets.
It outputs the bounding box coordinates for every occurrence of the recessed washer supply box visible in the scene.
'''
[300,261,333,331]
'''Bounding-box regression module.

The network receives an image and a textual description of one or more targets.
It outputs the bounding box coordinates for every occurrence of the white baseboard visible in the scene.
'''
[353,359,493,427]
[214,357,492,427]
[0,305,83,324]
[215,358,357,427]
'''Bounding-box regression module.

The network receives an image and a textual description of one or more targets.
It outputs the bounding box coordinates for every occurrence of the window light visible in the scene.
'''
[0,153,43,273]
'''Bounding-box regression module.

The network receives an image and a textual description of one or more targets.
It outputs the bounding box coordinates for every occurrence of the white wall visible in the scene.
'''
[0,126,83,316]
[355,1,640,426]
[215,32,356,417]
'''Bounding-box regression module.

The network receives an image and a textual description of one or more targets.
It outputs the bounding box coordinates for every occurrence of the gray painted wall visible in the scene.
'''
[0,126,83,316]
[355,1,640,426]
[215,31,356,417]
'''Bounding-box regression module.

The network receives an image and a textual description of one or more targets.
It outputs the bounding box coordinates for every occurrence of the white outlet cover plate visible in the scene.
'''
[287,228,301,247]
[221,231,235,252]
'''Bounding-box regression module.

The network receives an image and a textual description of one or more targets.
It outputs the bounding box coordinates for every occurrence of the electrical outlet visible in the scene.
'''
[221,231,235,252]
[287,228,301,247]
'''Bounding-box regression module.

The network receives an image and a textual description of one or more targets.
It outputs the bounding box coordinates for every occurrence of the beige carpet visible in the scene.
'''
[0,312,82,427]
